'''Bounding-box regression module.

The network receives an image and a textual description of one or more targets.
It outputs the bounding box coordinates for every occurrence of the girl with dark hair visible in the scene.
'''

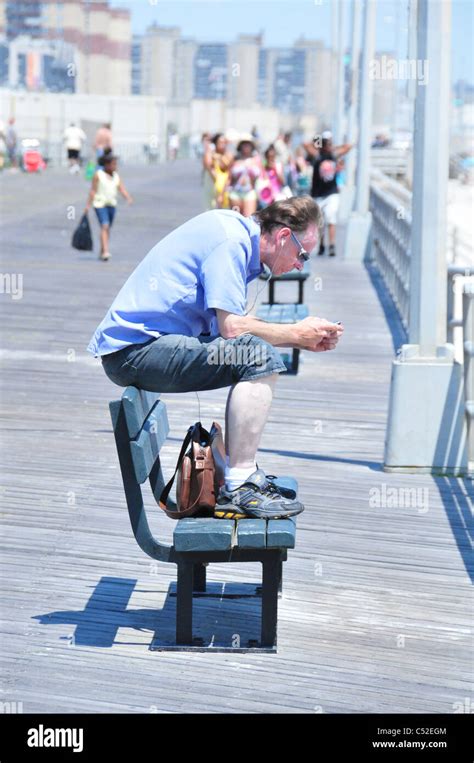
[84,151,133,261]
[256,145,286,207]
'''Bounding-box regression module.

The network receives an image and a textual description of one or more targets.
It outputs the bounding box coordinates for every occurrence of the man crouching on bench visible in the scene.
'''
[87,197,344,519]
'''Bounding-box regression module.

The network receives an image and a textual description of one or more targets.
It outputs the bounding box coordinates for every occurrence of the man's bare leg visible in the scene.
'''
[224,374,278,487]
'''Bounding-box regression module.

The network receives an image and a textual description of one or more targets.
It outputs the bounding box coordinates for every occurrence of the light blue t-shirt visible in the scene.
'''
[86,210,263,357]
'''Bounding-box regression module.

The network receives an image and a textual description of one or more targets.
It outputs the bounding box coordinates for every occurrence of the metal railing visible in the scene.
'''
[370,148,411,178]
[448,224,473,267]
[369,177,411,332]
[462,282,474,470]
[447,265,474,345]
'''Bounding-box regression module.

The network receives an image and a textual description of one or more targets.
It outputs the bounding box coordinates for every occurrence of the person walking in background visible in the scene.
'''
[304,131,353,257]
[228,136,261,217]
[251,125,261,151]
[63,122,87,174]
[5,118,18,171]
[256,145,285,207]
[202,132,233,210]
[168,132,179,161]
[94,123,113,161]
[0,120,6,170]
[294,145,313,197]
[274,131,295,190]
[200,132,212,159]
[200,132,213,205]
[84,150,133,262]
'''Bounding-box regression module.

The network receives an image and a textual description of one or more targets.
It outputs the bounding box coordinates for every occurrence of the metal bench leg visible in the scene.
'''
[269,280,275,305]
[278,560,283,595]
[298,280,304,304]
[261,558,280,648]
[176,562,194,645]
[292,349,300,373]
[193,562,207,592]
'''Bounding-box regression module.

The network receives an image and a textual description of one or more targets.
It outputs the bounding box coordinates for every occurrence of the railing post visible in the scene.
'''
[343,0,376,260]
[338,0,362,224]
[447,272,455,345]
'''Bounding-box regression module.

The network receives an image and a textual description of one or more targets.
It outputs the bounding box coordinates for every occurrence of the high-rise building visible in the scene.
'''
[0,0,131,95]
[141,24,180,99]
[264,47,306,114]
[278,49,306,113]
[8,36,76,92]
[294,37,336,125]
[0,39,7,86]
[257,48,268,105]
[194,43,228,100]
[3,0,42,41]
[228,33,261,108]
[173,38,197,104]
[131,34,142,95]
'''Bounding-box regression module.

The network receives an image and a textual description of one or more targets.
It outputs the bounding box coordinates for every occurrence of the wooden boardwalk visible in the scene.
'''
[0,161,472,713]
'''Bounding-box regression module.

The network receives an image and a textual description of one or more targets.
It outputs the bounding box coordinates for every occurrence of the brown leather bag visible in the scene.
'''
[158,422,226,520]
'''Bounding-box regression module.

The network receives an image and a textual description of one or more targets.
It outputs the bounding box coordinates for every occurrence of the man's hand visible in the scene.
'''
[293,317,344,352]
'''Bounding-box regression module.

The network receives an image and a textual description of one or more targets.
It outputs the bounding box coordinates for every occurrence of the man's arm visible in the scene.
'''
[303,141,319,158]
[333,143,354,159]
[215,309,343,353]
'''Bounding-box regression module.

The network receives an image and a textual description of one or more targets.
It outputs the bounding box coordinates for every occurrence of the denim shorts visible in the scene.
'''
[94,206,116,227]
[101,333,287,393]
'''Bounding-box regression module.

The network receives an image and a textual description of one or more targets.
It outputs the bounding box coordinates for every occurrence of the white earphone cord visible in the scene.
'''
[245,243,285,315]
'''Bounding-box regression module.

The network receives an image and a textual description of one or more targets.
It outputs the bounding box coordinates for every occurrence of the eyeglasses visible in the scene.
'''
[290,231,310,262]
[272,221,310,262]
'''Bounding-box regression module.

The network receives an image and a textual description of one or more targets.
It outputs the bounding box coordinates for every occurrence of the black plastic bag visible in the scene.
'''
[72,213,93,251]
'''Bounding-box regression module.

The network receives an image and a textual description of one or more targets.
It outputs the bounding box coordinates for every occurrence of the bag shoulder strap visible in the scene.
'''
[158,424,196,515]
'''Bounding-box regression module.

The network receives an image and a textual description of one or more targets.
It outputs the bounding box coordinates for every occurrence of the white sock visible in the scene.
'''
[225,463,257,491]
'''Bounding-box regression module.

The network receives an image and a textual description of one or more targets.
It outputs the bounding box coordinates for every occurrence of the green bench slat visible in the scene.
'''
[266,518,297,548]
[281,305,295,323]
[257,303,309,324]
[236,519,267,548]
[122,387,161,438]
[174,519,235,552]
[173,516,297,552]
[130,401,169,483]
[296,304,309,319]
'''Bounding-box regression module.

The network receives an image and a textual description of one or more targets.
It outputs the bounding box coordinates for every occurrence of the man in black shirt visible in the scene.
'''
[304,131,353,256]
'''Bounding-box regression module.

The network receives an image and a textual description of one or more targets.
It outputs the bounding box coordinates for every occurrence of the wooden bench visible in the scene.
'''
[109,386,299,652]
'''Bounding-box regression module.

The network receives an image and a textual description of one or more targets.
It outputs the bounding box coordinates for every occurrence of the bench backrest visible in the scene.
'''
[109,387,172,562]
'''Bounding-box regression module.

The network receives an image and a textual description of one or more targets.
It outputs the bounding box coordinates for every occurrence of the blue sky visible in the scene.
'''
[113,0,473,84]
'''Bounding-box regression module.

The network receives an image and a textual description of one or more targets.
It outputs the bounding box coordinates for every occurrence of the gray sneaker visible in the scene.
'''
[216,468,304,519]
